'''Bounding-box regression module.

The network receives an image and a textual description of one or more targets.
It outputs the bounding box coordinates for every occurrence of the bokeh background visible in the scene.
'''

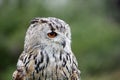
[0,0,120,80]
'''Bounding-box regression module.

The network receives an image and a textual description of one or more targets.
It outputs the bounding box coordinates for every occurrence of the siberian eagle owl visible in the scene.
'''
[12,17,80,80]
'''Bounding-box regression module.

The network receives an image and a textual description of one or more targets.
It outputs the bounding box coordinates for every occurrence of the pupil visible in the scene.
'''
[50,32,55,35]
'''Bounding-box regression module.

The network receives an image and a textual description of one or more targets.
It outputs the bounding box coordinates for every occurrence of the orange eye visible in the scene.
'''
[47,32,57,38]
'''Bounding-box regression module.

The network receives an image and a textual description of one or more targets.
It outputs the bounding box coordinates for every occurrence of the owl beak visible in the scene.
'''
[61,41,66,48]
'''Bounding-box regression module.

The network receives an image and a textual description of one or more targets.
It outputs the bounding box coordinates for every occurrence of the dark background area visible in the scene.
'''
[0,0,120,80]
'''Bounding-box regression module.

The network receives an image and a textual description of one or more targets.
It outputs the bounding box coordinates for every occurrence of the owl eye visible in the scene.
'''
[47,32,57,38]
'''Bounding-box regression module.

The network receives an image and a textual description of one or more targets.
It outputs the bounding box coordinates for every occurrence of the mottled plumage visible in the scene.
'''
[13,17,80,80]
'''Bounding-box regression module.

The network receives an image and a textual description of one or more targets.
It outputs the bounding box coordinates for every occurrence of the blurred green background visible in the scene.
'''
[0,0,120,80]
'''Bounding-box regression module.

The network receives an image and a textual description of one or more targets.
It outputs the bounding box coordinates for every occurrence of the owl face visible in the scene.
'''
[24,17,71,51]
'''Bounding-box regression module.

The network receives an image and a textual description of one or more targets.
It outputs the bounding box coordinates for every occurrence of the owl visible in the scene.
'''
[12,17,80,80]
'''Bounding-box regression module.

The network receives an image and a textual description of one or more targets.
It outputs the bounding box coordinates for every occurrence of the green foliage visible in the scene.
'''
[0,0,120,80]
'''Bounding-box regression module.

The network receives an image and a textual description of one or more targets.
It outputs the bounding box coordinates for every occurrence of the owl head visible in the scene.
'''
[24,17,71,52]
